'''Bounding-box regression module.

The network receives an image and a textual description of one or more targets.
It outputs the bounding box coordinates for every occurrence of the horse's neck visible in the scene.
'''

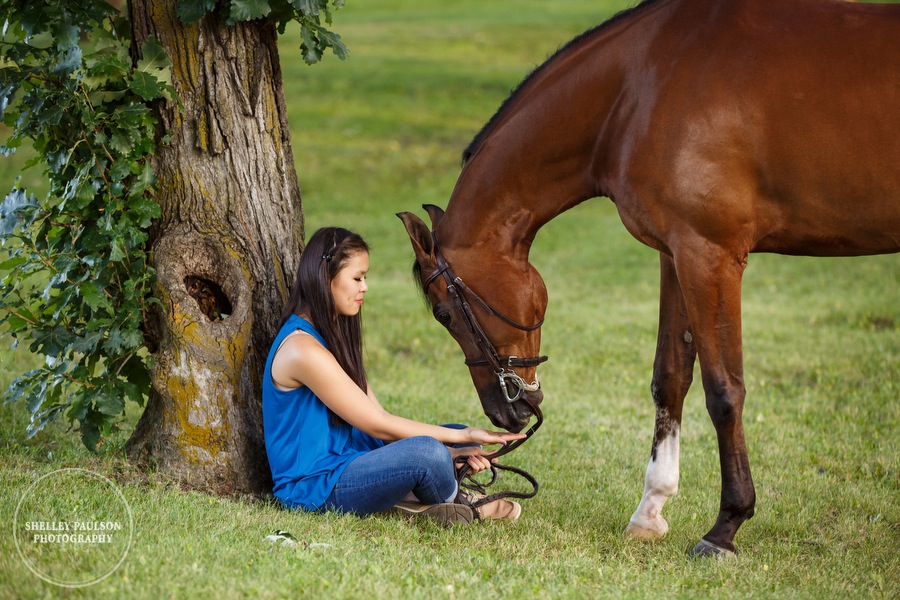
[440,13,645,253]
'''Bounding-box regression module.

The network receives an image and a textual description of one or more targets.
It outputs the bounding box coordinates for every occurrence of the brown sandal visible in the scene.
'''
[457,491,522,522]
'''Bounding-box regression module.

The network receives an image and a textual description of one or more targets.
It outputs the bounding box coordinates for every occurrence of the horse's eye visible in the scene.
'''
[435,311,452,326]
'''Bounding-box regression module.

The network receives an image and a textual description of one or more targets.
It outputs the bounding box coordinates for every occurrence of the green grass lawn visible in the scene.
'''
[1,1,898,598]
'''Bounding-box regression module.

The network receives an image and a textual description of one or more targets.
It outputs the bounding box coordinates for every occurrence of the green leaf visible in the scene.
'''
[230,0,273,22]
[94,386,125,416]
[80,281,108,311]
[109,158,133,182]
[299,23,322,65]
[295,0,320,17]
[53,45,82,75]
[0,188,37,237]
[87,89,128,106]
[177,0,217,23]
[109,236,126,262]
[103,326,125,353]
[118,357,151,398]
[67,390,90,422]
[28,402,65,435]
[80,421,101,452]
[131,160,156,195]
[3,370,40,405]
[318,29,347,60]
[0,255,27,270]
[51,21,79,53]
[0,81,19,120]
[120,327,144,350]
[3,313,29,331]
[136,36,172,74]
[109,131,134,155]
[128,197,161,227]
[129,70,164,102]
[70,330,103,354]
[29,325,74,357]
[131,37,173,101]
[75,179,99,208]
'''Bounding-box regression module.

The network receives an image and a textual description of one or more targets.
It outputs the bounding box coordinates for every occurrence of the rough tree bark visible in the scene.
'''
[125,1,303,494]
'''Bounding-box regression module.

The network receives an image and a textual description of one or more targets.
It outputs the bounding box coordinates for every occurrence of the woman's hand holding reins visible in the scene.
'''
[448,447,493,474]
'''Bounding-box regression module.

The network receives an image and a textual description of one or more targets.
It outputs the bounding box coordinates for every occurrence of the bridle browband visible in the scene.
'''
[422,231,547,508]
[422,232,549,404]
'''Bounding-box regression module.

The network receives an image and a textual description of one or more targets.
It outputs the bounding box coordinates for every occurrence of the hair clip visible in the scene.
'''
[321,253,332,262]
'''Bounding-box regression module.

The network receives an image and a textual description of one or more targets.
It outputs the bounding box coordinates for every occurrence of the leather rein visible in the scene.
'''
[422,233,547,508]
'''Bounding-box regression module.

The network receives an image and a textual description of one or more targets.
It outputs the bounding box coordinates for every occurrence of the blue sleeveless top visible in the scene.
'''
[262,315,384,510]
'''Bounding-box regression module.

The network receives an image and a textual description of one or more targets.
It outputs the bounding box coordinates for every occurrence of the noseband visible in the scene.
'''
[422,233,549,404]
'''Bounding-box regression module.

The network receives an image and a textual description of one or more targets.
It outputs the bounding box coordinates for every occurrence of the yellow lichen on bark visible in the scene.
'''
[161,363,229,461]
[161,310,238,462]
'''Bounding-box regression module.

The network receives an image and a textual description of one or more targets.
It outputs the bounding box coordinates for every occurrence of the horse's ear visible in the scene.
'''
[422,204,445,228]
[396,211,434,261]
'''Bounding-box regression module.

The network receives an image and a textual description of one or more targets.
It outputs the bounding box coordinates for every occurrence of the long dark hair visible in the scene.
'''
[281,227,370,414]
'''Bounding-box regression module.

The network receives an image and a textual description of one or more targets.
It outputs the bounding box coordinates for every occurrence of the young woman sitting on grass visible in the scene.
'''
[262,226,524,525]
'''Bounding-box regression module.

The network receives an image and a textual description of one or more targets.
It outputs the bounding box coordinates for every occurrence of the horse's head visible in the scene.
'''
[398,206,548,432]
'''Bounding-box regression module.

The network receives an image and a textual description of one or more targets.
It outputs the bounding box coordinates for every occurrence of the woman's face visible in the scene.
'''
[331,251,369,316]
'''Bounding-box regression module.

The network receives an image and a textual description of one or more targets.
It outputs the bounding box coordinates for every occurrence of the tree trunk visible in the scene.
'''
[125,1,303,495]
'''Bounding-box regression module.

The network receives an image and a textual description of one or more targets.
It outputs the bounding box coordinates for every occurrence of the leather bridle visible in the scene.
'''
[422,232,549,405]
[421,232,547,507]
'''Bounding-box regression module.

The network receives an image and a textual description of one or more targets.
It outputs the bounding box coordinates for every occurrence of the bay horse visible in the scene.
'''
[398,0,900,557]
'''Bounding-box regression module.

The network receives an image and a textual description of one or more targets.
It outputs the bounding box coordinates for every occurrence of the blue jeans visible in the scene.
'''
[322,425,473,516]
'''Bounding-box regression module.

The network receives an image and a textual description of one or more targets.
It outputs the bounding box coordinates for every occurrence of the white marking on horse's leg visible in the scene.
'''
[626,425,681,540]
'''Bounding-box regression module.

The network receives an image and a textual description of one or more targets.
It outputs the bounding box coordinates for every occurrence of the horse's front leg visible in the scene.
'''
[626,254,697,540]
[674,246,755,557]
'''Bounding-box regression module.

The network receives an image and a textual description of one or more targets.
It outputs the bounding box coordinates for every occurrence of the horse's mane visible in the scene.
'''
[461,0,663,165]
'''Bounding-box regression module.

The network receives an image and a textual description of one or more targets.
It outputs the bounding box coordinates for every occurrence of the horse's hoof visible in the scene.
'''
[688,538,736,558]
[625,520,667,540]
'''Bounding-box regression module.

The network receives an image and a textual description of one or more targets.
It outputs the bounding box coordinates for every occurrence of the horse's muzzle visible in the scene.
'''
[486,389,543,432]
